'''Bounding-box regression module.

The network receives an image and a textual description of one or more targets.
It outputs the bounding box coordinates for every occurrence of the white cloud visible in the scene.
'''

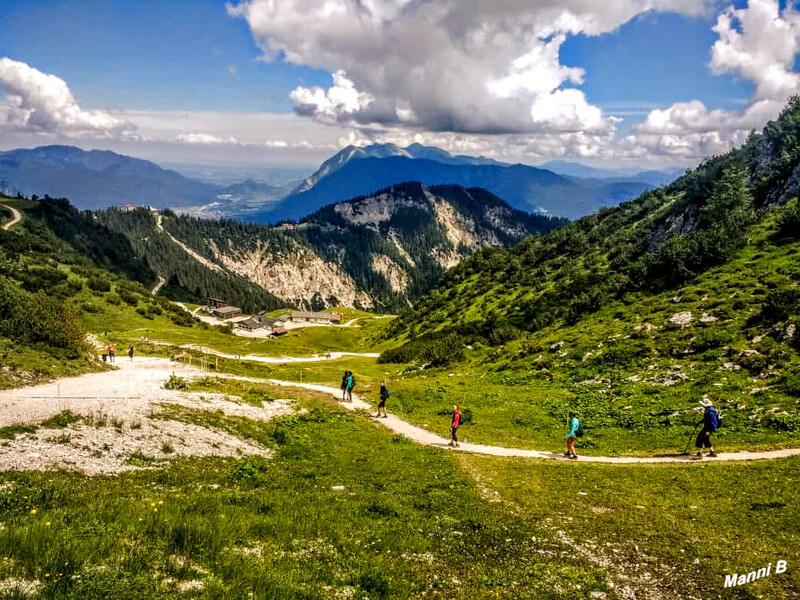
[0,57,135,139]
[710,0,800,101]
[625,0,800,159]
[228,0,711,136]
[290,71,374,121]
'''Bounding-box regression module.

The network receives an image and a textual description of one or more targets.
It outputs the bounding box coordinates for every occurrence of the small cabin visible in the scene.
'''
[212,306,242,320]
[207,298,228,309]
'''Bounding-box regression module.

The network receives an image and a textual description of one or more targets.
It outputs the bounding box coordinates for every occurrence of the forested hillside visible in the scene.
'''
[0,198,212,388]
[98,183,565,312]
[96,208,284,313]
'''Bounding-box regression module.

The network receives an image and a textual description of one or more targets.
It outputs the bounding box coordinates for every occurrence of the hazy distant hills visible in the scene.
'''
[0,143,683,221]
[255,143,676,221]
[0,146,286,212]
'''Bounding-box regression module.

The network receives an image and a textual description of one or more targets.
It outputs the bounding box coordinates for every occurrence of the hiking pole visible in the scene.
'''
[682,423,700,455]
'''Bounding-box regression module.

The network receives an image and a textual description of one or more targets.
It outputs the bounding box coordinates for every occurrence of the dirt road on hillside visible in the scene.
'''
[1,205,22,231]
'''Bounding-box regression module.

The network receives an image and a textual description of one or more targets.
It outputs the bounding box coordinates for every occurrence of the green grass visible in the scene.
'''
[0,397,614,599]
[371,217,800,456]
[460,453,800,599]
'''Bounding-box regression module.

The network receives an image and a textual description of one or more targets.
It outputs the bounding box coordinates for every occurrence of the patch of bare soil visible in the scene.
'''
[0,358,293,475]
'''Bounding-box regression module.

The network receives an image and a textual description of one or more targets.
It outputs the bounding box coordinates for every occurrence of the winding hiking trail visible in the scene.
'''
[4,357,797,466]
[269,380,800,464]
[1,205,22,231]
[151,275,166,296]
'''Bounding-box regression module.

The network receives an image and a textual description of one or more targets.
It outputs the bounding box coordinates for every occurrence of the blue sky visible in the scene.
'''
[0,0,798,168]
[1,0,329,112]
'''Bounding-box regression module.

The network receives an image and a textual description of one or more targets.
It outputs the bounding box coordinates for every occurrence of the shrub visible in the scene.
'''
[694,328,734,352]
[0,279,86,356]
[761,286,800,322]
[163,374,188,390]
[87,276,111,292]
[783,374,800,397]
[229,456,269,485]
[777,201,800,239]
[738,353,768,374]
[105,293,121,305]
[80,302,101,314]
[118,289,138,306]
[379,333,465,367]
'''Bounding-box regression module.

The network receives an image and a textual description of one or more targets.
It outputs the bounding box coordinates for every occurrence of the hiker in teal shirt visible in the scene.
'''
[564,412,579,459]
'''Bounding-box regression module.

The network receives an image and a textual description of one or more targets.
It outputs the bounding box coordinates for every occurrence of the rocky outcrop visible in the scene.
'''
[209,238,374,309]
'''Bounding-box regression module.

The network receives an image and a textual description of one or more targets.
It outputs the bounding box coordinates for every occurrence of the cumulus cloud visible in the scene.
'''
[228,0,710,136]
[290,71,374,121]
[0,57,135,139]
[626,0,800,159]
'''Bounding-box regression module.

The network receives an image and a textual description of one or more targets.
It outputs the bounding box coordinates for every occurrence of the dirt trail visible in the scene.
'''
[1,205,22,231]
[268,380,800,464]
[151,275,166,296]
[5,361,799,465]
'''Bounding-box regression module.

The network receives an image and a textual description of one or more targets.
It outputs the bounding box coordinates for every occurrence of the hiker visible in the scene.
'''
[128,345,135,361]
[375,380,390,418]
[108,344,116,363]
[340,371,350,402]
[693,398,719,459]
[449,405,461,448]
[565,412,579,459]
[346,372,356,402]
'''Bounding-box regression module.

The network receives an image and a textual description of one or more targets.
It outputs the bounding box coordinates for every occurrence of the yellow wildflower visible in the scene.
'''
[29,509,37,515]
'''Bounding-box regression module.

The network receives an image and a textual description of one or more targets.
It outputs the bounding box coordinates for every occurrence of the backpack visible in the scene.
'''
[381,387,390,399]
[349,376,356,389]
[576,427,584,438]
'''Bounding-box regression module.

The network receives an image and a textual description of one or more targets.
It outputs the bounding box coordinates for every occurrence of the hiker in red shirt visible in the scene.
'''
[449,405,461,448]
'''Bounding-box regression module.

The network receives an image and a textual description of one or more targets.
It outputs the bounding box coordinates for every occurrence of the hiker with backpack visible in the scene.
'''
[375,380,390,418]
[128,345,135,361]
[565,412,580,459]
[346,372,356,402]
[340,371,350,402]
[449,405,461,448]
[693,398,719,459]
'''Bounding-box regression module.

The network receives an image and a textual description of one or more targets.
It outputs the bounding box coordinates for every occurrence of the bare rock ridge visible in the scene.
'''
[99,182,564,311]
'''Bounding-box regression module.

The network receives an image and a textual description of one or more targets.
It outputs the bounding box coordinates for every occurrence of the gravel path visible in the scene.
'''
[268,380,800,464]
[4,361,799,468]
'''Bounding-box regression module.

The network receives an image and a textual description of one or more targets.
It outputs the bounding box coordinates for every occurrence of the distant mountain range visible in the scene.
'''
[0,144,683,221]
[0,146,287,212]
[255,143,681,222]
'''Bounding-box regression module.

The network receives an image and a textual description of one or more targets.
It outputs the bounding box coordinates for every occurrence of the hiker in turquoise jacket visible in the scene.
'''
[565,412,579,459]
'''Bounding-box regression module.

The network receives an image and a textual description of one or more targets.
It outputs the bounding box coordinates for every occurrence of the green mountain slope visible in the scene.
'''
[97,183,565,312]
[377,99,800,454]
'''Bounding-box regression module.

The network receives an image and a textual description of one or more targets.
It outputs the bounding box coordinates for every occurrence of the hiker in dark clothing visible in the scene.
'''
[346,372,355,402]
[128,345,135,361]
[340,371,350,402]
[375,381,390,418]
[693,398,719,459]
[449,405,461,448]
